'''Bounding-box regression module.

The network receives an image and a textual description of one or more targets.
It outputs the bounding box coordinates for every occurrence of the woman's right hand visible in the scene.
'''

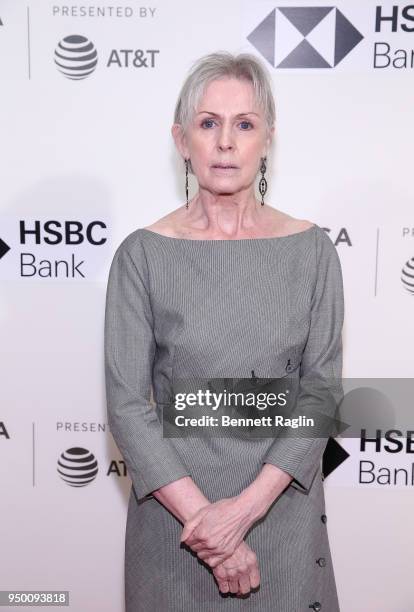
[212,541,260,596]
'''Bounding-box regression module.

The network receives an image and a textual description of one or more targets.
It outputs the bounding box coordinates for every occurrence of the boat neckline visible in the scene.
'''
[140,224,318,243]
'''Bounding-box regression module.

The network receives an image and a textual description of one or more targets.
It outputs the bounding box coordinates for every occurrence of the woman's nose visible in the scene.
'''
[218,141,234,152]
[217,126,234,150]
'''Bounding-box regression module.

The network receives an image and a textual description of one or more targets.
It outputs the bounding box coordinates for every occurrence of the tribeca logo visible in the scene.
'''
[0,422,10,439]
[54,34,98,80]
[247,6,363,68]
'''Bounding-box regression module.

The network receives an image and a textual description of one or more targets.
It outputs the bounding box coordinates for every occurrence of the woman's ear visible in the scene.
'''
[171,123,189,160]
[264,125,275,155]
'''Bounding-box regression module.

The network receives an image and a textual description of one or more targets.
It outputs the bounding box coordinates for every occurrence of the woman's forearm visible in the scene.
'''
[152,476,211,523]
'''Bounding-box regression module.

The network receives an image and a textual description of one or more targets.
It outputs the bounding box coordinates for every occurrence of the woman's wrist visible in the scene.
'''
[152,476,211,523]
[236,463,294,522]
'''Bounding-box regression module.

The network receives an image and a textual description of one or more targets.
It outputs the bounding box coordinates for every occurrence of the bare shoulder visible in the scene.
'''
[143,208,187,238]
[285,217,315,234]
[267,210,315,236]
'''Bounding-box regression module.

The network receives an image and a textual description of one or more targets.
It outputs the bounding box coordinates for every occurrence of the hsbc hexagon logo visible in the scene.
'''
[247,6,364,68]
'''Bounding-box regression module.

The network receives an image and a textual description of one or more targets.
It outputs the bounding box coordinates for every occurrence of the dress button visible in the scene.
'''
[321,514,327,523]
[309,603,322,611]
[316,557,326,567]
[285,359,294,373]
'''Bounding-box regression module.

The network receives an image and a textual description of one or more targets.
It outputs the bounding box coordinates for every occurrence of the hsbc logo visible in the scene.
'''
[247,6,364,68]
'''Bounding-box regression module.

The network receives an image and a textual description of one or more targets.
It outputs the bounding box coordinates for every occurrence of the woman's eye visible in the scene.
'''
[200,119,253,129]
[201,119,215,128]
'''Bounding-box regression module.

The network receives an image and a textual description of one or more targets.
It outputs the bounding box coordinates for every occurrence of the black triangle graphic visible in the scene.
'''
[322,437,350,479]
[334,8,364,66]
[278,6,334,37]
[246,9,275,66]
[278,38,331,68]
[0,237,10,259]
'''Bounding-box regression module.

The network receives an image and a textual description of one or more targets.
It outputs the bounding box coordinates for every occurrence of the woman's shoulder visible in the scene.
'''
[110,210,182,256]
[140,209,186,238]
[274,216,340,274]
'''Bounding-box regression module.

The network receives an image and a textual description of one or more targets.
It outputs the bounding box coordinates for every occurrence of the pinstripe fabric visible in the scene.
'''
[104,223,344,611]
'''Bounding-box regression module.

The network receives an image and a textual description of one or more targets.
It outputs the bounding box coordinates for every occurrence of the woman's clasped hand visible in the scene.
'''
[180,496,261,596]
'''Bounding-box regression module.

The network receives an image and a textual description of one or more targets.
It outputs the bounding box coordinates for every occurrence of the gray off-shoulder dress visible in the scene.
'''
[104,222,344,612]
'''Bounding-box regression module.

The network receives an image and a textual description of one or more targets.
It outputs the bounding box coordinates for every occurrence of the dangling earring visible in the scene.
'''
[259,156,267,206]
[185,158,189,209]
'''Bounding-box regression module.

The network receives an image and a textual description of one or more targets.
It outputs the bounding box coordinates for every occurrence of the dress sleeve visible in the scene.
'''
[262,227,345,493]
[104,232,192,501]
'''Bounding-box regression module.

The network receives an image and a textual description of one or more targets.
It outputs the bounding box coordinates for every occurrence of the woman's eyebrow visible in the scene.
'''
[196,111,260,117]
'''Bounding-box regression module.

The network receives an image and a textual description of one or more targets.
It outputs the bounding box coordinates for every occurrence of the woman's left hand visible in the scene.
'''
[180,496,257,567]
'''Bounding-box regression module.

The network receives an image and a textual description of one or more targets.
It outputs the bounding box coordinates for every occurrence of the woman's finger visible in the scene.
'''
[249,564,261,589]
[237,573,251,595]
[190,539,214,552]
[216,576,230,594]
[180,507,209,542]
[180,520,200,542]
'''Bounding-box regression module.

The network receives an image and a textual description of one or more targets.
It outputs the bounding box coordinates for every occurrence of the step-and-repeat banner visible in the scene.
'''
[1,1,413,610]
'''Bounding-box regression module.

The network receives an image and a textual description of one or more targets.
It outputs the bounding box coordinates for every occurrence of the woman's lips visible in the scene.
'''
[211,165,239,171]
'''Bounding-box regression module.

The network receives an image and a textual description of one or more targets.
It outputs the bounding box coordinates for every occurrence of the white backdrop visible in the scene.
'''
[1,1,414,611]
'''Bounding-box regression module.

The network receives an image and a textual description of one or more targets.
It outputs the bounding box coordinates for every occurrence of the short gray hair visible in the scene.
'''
[173,50,276,141]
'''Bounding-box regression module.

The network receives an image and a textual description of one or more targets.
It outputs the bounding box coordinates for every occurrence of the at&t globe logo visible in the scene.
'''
[54,35,98,80]
[57,447,98,486]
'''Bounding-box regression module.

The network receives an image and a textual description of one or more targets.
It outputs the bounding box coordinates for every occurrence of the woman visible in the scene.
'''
[104,51,344,611]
